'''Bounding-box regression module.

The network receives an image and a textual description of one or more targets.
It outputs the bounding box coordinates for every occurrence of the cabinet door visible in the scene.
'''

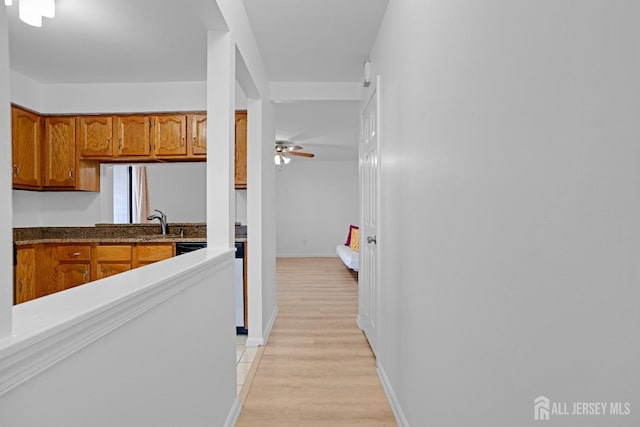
[77,116,113,157]
[113,115,151,157]
[188,114,207,157]
[15,246,36,304]
[96,263,131,280]
[56,244,92,291]
[153,115,187,156]
[43,116,76,188]
[11,106,41,188]
[234,111,247,188]
[94,244,132,279]
[58,263,91,290]
[133,243,175,268]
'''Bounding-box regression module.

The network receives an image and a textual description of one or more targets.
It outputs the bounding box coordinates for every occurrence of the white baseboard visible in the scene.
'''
[224,396,242,427]
[262,305,278,346]
[276,253,338,258]
[245,306,278,348]
[377,361,410,427]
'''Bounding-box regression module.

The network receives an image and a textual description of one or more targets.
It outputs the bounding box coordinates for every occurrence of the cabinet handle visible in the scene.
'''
[83,268,89,283]
[118,137,123,151]
[68,168,74,182]
[17,278,23,293]
[13,164,19,177]
[69,252,81,257]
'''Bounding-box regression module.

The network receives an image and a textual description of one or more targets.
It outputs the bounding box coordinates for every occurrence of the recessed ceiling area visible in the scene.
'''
[7,0,227,83]
[243,0,388,82]
[274,101,360,161]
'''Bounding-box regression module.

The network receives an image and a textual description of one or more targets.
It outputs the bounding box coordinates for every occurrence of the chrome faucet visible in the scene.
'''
[147,209,168,235]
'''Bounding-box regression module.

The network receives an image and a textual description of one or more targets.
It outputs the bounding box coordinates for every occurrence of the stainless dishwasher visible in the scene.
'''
[235,242,247,334]
[175,241,247,334]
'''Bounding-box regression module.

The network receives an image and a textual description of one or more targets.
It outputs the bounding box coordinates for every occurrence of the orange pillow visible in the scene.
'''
[345,225,358,246]
[349,227,359,252]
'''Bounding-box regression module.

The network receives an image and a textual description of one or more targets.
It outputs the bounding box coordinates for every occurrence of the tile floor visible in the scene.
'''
[236,334,261,397]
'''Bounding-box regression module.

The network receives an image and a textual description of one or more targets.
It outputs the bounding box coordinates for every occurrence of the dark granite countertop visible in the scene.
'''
[14,223,247,246]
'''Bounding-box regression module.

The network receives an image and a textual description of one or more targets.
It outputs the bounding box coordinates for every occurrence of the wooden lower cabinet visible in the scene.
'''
[14,241,177,304]
[94,244,132,280]
[133,243,175,267]
[14,245,36,304]
[55,244,92,292]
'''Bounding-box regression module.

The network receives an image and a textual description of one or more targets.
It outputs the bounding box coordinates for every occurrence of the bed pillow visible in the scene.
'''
[349,227,360,252]
[345,225,359,246]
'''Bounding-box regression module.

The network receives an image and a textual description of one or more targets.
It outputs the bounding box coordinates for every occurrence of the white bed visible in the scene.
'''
[336,244,359,272]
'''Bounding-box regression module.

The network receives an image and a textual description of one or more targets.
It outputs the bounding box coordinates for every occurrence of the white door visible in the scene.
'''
[359,84,379,355]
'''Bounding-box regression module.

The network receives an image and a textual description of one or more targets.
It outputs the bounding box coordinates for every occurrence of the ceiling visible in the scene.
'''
[6,0,389,161]
[7,0,226,83]
[242,0,388,82]
[274,101,360,161]
[243,0,388,161]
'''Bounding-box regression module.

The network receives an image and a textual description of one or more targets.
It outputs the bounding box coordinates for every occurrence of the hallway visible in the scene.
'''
[236,257,396,426]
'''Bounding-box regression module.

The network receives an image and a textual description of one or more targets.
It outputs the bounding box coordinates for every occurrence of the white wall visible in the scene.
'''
[146,163,207,223]
[276,160,358,256]
[0,6,12,336]
[371,1,640,426]
[0,252,238,427]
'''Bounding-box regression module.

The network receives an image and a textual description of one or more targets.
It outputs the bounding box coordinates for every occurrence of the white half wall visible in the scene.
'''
[0,250,238,427]
[276,160,358,257]
[370,1,640,426]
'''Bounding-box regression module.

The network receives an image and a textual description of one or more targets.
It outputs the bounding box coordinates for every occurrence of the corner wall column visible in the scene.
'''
[206,30,236,248]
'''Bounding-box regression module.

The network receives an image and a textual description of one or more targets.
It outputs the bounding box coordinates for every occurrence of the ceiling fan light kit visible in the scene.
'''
[274,140,315,166]
[6,0,55,27]
[274,152,291,165]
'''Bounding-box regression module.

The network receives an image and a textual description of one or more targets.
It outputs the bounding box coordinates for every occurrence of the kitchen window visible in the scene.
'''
[113,165,150,223]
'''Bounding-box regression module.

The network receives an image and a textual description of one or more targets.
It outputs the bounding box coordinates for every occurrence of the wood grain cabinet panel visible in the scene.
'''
[234,111,247,188]
[153,114,188,156]
[43,116,76,188]
[94,244,132,280]
[113,115,151,157]
[11,106,41,188]
[56,244,92,291]
[133,243,175,267]
[188,113,207,157]
[77,116,113,157]
[14,245,36,305]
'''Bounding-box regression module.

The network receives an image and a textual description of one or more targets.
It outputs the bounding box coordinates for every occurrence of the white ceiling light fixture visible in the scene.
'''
[274,152,291,166]
[8,0,56,27]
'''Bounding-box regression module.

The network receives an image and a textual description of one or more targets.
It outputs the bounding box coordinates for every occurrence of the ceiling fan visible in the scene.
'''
[275,140,315,165]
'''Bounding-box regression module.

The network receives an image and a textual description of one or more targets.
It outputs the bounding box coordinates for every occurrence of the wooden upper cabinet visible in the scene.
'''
[153,114,187,156]
[234,111,247,188]
[188,114,207,157]
[113,115,151,157]
[11,106,41,188]
[77,116,113,157]
[43,116,76,188]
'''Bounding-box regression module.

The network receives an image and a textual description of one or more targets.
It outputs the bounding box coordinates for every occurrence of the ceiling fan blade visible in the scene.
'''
[283,146,303,152]
[288,151,315,158]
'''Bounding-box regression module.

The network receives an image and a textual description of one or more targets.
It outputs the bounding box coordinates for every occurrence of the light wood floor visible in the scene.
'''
[236,257,397,427]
